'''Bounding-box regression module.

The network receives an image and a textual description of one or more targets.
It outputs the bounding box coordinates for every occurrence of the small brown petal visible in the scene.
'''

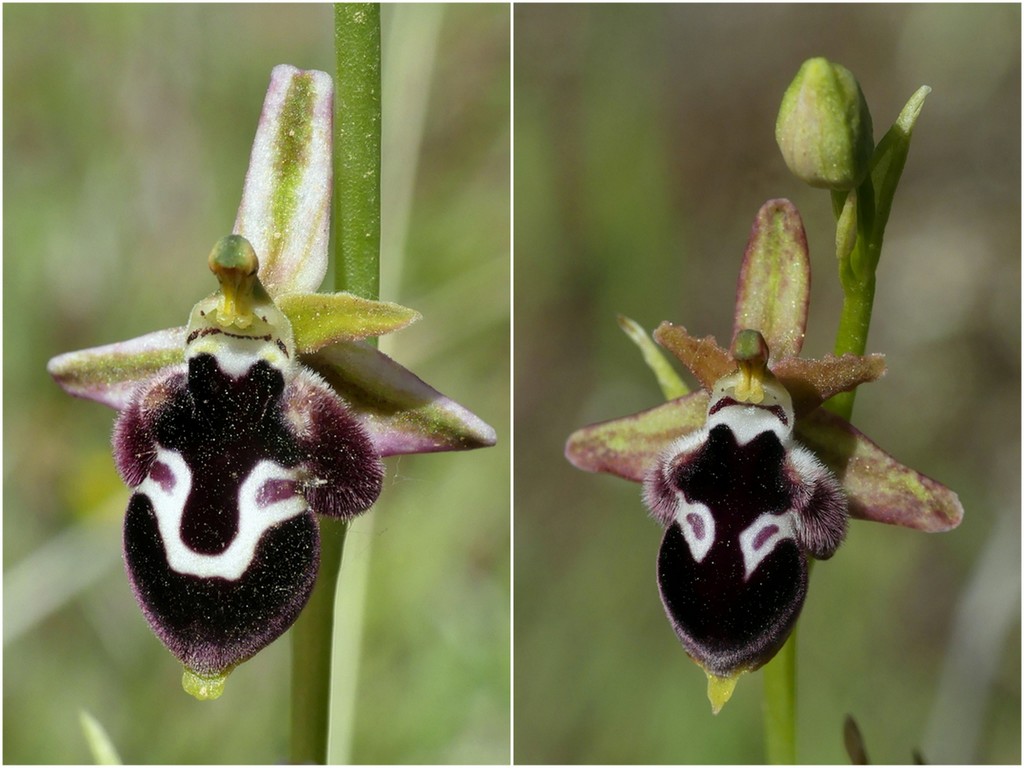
[774,353,887,417]
[652,323,734,392]
[796,408,963,532]
[565,391,710,482]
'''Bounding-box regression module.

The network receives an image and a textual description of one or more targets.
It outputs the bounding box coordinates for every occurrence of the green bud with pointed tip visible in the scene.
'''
[776,58,874,190]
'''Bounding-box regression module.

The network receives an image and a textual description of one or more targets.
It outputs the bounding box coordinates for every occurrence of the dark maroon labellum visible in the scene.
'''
[115,346,383,676]
[644,373,846,677]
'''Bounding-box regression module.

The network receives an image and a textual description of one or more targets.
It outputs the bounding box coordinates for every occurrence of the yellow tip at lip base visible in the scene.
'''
[706,671,741,714]
[182,667,230,701]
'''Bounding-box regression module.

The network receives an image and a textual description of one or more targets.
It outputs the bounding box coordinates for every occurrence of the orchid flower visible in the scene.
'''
[565,198,962,712]
[47,65,495,694]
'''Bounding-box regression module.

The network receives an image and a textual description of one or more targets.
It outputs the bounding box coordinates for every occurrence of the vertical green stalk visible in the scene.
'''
[290,520,350,764]
[333,3,382,302]
[825,266,875,421]
[826,178,877,422]
[763,634,797,763]
[764,84,921,764]
[828,84,930,422]
[765,65,925,765]
[290,4,381,764]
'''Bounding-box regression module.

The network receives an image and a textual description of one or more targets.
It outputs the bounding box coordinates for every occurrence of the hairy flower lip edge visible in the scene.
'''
[643,328,852,697]
[566,326,962,702]
[304,340,498,456]
[797,407,962,532]
[115,333,384,680]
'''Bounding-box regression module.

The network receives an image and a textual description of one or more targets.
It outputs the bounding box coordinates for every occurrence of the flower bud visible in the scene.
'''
[775,58,873,190]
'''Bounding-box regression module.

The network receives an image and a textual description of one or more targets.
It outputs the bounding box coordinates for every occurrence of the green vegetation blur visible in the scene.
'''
[4,4,509,764]
[514,4,1019,764]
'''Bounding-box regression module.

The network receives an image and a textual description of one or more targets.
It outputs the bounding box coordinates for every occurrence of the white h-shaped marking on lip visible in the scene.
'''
[139,448,307,581]
[676,500,716,563]
[738,512,796,580]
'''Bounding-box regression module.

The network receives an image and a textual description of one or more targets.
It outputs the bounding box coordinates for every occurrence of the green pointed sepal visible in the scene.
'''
[305,341,497,457]
[796,407,963,532]
[278,292,421,354]
[565,391,710,483]
[617,315,689,400]
[46,327,186,410]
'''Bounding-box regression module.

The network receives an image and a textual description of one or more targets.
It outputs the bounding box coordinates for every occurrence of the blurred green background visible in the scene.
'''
[4,4,508,764]
[515,4,1019,764]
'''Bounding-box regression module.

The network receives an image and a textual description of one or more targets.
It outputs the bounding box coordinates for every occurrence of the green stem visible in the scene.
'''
[825,269,875,421]
[290,5,381,764]
[827,174,878,422]
[290,520,349,764]
[762,633,797,763]
[763,153,883,765]
[763,85,925,766]
[333,2,382,302]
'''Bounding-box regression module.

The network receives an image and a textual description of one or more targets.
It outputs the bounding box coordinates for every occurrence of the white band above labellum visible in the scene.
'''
[186,323,293,380]
[140,447,307,581]
[706,401,791,447]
